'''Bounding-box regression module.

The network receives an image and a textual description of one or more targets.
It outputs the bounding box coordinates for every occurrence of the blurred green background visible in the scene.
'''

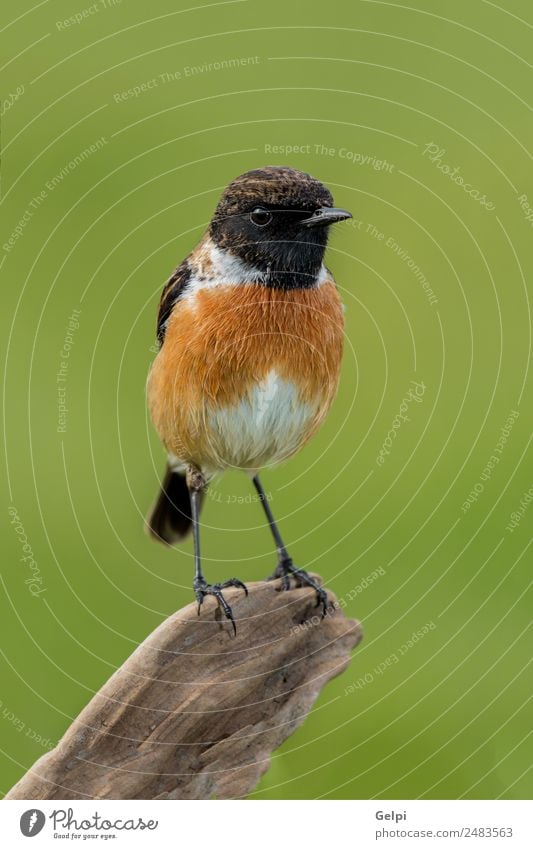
[1,0,531,800]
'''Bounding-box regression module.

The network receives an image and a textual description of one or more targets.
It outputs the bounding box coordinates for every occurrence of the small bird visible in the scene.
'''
[147,166,351,632]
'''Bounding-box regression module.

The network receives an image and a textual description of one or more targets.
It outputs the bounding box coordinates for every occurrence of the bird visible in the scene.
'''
[146,165,351,633]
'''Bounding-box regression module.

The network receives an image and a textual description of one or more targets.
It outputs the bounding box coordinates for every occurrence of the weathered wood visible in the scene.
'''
[6,576,362,800]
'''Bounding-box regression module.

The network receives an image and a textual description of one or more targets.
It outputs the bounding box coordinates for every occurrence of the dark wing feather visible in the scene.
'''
[156,259,192,345]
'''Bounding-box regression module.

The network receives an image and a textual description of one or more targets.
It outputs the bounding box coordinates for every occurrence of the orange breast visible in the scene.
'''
[147,280,344,472]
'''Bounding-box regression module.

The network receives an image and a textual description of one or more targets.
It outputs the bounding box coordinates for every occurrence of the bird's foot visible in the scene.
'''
[266,558,328,617]
[193,577,248,635]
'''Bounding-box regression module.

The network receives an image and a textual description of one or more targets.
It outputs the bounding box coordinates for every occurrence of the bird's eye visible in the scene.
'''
[250,207,272,226]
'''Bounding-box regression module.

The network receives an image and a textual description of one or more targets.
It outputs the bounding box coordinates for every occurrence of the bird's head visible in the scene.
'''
[209,166,352,288]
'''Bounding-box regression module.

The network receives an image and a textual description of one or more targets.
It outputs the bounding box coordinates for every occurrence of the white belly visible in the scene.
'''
[207,370,318,471]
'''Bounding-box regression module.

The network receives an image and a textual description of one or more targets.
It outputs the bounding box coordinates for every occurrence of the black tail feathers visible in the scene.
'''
[146,465,204,545]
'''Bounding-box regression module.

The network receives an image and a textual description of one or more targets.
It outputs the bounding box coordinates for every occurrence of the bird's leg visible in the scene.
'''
[252,474,328,616]
[187,466,247,635]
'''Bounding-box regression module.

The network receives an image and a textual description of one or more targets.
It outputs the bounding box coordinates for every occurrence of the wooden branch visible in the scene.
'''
[6,576,362,800]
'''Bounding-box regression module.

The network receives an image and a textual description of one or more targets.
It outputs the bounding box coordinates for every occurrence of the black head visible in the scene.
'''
[209,166,351,289]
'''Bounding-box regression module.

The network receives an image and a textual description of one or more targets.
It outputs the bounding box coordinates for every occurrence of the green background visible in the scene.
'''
[1,0,531,800]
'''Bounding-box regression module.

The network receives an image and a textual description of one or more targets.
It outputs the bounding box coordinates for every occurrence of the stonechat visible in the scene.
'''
[147,166,351,632]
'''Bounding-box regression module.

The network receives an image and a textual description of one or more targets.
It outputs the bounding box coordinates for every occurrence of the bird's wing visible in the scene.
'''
[156,258,192,346]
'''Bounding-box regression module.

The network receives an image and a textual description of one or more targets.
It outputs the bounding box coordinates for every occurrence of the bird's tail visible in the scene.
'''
[146,464,203,544]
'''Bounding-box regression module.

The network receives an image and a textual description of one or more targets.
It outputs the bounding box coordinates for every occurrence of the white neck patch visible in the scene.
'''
[206,241,266,285]
[186,237,328,297]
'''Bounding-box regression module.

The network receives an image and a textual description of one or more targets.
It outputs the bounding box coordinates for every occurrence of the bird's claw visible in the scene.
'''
[193,577,248,634]
[267,558,328,617]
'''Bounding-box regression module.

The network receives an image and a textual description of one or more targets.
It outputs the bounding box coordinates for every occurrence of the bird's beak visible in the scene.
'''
[303,207,353,227]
